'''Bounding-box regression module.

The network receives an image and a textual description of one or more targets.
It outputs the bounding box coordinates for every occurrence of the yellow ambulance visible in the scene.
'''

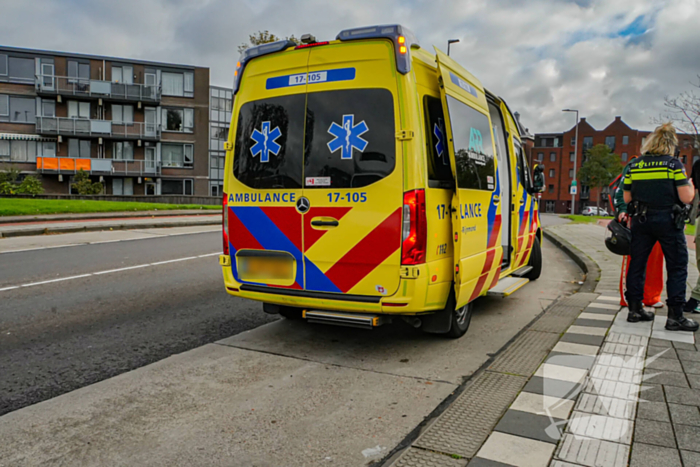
[220,24,545,338]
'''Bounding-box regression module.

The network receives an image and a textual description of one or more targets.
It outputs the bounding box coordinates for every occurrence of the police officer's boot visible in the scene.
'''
[627,301,654,323]
[666,306,700,332]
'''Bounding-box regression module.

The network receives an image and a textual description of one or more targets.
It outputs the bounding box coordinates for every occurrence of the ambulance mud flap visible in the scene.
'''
[421,292,456,334]
[302,310,389,329]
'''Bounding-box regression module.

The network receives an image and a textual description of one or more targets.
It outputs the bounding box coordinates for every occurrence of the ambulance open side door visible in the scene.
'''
[435,48,503,309]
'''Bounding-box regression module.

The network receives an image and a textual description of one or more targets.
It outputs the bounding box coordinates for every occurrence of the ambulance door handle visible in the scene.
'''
[311,219,339,227]
[493,195,501,204]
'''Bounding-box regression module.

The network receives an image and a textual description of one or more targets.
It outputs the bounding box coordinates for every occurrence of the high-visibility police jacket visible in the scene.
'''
[623,153,689,210]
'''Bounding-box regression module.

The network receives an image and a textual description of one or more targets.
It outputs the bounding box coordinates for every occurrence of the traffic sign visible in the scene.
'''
[570,186,578,195]
[571,180,577,186]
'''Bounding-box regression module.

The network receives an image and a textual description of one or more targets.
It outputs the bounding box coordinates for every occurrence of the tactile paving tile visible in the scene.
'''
[553,433,629,467]
[544,305,589,318]
[530,314,578,333]
[413,371,526,458]
[489,331,562,376]
[556,293,600,308]
[389,447,468,467]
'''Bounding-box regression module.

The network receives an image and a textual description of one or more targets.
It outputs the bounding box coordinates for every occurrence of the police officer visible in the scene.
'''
[623,123,698,331]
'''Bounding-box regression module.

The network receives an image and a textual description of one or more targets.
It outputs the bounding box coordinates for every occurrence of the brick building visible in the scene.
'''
[0,46,212,196]
[530,116,699,214]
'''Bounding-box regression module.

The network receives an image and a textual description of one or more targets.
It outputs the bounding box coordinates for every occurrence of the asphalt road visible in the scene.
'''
[0,230,276,416]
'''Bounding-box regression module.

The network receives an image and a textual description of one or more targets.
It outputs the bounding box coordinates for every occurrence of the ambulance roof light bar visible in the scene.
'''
[232,39,297,94]
[335,24,419,75]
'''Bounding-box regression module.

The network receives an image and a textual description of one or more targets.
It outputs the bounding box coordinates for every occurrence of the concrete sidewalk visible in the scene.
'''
[0,209,218,224]
[0,212,221,237]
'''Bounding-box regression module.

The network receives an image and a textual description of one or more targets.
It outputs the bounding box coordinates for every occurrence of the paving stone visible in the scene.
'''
[565,325,607,336]
[681,360,700,375]
[633,419,676,448]
[652,329,695,344]
[476,432,556,467]
[557,293,600,308]
[590,363,642,384]
[414,371,525,458]
[510,392,575,420]
[596,353,644,371]
[460,458,509,467]
[636,401,671,422]
[574,318,613,328]
[488,331,561,377]
[587,302,620,311]
[391,447,468,467]
[681,450,700,467]
[560,333,605,347]
[546,352,596,370]
[678,350,700,362]
[575,393,636,419]
[601,342,645,357]
[674,342,697,351]
[629,443,682,467]
[535,363,588,384]
[531,315,577,334]
[553,342,600,357]
[584,378,638,401]
[554,433,629,467]
[640,384,665,402]
[648,346,679,360]
[646,357,684,372]
[606,333,649,346]
[650,338,674,348]
[567,412,633,444]
[688,374,700,390]
[494,409,562,444]
[669,404,700,426]
[523,376,583,400]
[665,386,700,406]
[675,424,700,452]
[642,369,690,388]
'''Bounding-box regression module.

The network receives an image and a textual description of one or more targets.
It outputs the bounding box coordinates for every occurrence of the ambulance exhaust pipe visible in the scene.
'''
[402,316,422,328]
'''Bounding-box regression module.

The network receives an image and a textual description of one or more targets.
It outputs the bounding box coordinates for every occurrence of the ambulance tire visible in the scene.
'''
[447,301,473,339]
[524,239,542,281]
[278,307,303,320]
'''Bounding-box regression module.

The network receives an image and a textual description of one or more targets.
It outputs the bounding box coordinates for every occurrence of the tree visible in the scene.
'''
[656,75,700,150]
[578,144,624,211]
[237,30,300,54]
[72,170,103,195]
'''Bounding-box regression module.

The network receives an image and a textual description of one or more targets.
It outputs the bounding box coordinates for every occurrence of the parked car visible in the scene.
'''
[582,206,609,216]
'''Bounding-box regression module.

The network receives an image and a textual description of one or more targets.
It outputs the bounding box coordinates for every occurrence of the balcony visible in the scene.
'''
[35,75,161,103]
[36,157,161,176]
[36,117,161,141]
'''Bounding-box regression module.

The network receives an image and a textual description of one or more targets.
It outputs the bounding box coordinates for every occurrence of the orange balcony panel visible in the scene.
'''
[59,158,76,171]
[41,157,59,170]
[76,159,91,171]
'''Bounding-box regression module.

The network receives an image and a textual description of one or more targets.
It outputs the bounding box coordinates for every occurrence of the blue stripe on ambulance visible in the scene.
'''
[266,68,356,90]
[303,257,342,293]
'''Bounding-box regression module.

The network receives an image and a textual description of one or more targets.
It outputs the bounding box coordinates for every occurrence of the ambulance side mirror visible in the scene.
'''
[530,164,545,194]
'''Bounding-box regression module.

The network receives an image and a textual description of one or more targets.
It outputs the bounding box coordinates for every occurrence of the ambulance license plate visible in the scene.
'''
[239,255,294,281]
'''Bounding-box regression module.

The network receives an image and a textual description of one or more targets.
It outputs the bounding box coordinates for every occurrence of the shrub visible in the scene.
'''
[72,170,103,195]
[17,176,44,195]
[0,181,16,195]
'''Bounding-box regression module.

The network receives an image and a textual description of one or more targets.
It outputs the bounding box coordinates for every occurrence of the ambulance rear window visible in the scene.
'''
[423,96,453,187]
[446,96,495,191]
[304,88,395,189]
[233,94,305,189]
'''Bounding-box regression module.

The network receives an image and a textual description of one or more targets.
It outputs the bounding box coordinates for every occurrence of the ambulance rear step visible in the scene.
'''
[302,310,389,329]
[487,276,530,298]
[510,265,533,277]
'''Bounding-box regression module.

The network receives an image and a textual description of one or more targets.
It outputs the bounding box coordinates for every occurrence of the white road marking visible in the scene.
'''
[1,252,220,292]
[0,228,220,255]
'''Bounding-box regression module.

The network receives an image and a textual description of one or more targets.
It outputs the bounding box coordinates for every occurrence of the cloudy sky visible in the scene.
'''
[2,0,698,134]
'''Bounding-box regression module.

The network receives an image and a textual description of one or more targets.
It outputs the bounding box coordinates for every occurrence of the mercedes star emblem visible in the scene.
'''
[296,196,310,213]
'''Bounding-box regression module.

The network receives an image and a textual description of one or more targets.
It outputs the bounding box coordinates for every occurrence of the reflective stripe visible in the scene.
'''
[629,172,673,180]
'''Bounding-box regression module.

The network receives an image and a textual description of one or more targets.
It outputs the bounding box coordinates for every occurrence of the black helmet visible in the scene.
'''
[605,219,632,256]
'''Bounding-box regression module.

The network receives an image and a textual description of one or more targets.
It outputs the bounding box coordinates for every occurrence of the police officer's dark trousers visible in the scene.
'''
[625,210,688,308]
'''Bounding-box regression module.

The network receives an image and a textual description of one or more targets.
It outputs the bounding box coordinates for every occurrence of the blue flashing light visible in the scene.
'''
[335,24,419,74]
[232,39,297,95]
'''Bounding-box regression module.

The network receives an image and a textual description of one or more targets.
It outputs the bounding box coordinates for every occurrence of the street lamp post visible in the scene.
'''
[447,39,460,56]
[563,109,579,215]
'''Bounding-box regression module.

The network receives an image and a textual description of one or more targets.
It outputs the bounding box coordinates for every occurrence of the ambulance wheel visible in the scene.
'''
[524,239,542,281]
[447,301,473,338]
[278,307,303,320]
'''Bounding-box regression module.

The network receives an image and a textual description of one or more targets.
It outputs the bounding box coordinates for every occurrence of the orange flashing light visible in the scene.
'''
[398,36,405,44]
[399,45,407,54]
[236,61,241,68]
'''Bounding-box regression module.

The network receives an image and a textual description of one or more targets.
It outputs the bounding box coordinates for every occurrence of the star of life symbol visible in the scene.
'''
[327,114,369,160]
[540,341,668,442]
[250,121,282,163]
[434,118,447,165]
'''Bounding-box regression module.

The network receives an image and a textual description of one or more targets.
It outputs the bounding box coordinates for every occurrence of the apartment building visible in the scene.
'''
[0,46,210,196]
[530,116,699,214]
[209,86,232,197]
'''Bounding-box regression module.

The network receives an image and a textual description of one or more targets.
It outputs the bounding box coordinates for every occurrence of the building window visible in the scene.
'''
[41,99,56,117]
[553,137,559,147]
[548,184,555,193]
[537,152,544,162]
[161,179,194,195]
[68,61,90,80]
[39,141,56,157]
[549,168,555,178]
[112,104,133,124]
[569,169,574,178]
[569,152,575,162]
[8,56,34,83]
[162,71,194,97]
[545,200,556,213]
[112,66,133,84]
[621,152,628,162]
[113,141,134,160]
[7,96,36,123]
[162,143,194,168]
[605,136,615,151]
[68,139,91,158]
[682,155,687,163]
[162,108,194,132]
[583,136,593,151]
[0,95,7,119]
[550,152,556,162]
[0,140,37,162]
[571,137,576,146]
[68,101,90,119]
[0,54,7,77]
[622,135,629,145]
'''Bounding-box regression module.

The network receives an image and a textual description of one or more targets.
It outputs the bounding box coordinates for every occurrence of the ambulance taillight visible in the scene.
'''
[401,189,427,265]
[222,193,229,255]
